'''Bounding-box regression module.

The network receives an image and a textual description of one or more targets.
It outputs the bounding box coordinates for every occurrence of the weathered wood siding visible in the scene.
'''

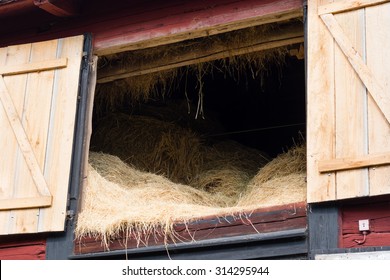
[340,201,390,248]
[0,238,46,260]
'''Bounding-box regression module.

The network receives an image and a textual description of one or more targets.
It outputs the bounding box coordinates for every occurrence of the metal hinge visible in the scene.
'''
[66,210,75,221]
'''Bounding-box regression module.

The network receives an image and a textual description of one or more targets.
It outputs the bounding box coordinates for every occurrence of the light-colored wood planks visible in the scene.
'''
[38,35,84,232]
[366,3,390,195]
[98,23,304,83]
[308,0,390,202]
[0,35,84,235]
[318,0,390,15]
[11,39,59,233]
[0,58,67,76]
[320,13,390,125]
[307,0,337,202]
[333,9,368,199]
[0,43,32,234]
[319,152,390,173]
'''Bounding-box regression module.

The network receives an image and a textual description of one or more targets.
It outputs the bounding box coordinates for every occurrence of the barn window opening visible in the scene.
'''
[75,19,306,249]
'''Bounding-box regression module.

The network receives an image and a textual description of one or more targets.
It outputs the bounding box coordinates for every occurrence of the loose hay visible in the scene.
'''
[76,144,307,249]
[90,113,204,185]
[237,144,306,207]
[76,152,241,246]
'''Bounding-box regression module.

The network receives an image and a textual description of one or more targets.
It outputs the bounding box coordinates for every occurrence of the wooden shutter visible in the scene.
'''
[0,35,85,234]
[307,0,390,202]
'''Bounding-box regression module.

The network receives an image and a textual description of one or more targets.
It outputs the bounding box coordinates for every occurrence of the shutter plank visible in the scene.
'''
[12,40,58,233]
[319,152,390,172]
[366,3,390,196]
[307,0,337,203]
[0,44,32,235]
[321,13,390,125]
[334,9,368,199]
[39,36,84,232]
[0,58,67,76]
[0,79,51,199]
[318,0,390,15]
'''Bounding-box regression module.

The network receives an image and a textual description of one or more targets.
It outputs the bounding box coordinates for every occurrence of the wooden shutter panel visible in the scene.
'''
[0,35,85,234]
[307,0,390,202]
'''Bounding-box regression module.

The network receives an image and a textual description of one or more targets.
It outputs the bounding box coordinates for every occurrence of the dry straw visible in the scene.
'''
[76,144,306,249]
[90,113,204,185]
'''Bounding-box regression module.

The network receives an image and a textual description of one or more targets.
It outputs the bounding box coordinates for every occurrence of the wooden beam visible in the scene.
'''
[0,196,52,211]
[321,13,390,125]
[97,22,304,83]
[0,58,67,76]
[94,0,303,55]
[33,0,80,17]
[318,0,390,15]
[318,152,390,173]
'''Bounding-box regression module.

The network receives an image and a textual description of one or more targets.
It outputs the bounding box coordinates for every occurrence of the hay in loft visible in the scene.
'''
[190,166,251,207]
[90,113,203,185]
[76,144,307,248]
[237,144,306,207]
[76,152,241,245]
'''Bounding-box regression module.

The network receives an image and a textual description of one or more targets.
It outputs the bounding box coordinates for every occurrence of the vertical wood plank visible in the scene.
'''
[334,9,368,199]
[12,40,58,234]
[39,35,84,232]
[366,3,390,196]
[307,0,336,202]
[0,43,32,235]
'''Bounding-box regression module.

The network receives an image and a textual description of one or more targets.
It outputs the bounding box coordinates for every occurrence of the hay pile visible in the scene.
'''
[76,152,239,246]
[237,145,306,207]
[90,113,204,184]
[76,145,306,246]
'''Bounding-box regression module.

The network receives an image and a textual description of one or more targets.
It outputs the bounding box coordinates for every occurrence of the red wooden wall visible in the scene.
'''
[0,0,302,54]
[339,201,390,248]
[0,235,46,260]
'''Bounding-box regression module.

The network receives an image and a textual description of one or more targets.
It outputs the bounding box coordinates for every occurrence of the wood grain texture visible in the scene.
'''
[74,203,306,255]
[321,13,390,126]
[0,58,67,76]
[12,39,59,233]
[0,43,32,235]
[366,3,390,196]
[0,36,84,235]
[318,153,390,173]
[333,9,368,199]
[318,0,390,15]
[307,0,336,202]
[39,35,84,233]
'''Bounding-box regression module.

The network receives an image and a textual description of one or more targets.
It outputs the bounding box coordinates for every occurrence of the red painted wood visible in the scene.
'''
[0,0,302,53]
[0,239,46,260]
[75,202,306,255]
[339,201,390,248]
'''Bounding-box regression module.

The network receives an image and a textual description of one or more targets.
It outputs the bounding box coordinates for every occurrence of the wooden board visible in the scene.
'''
[0,0,303,55]
[333,9,368,199]
[366,3,390,196]
[0,36,85,235]
[74,202,306,255]
[307,0,390,202]
[307,0,336,202]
